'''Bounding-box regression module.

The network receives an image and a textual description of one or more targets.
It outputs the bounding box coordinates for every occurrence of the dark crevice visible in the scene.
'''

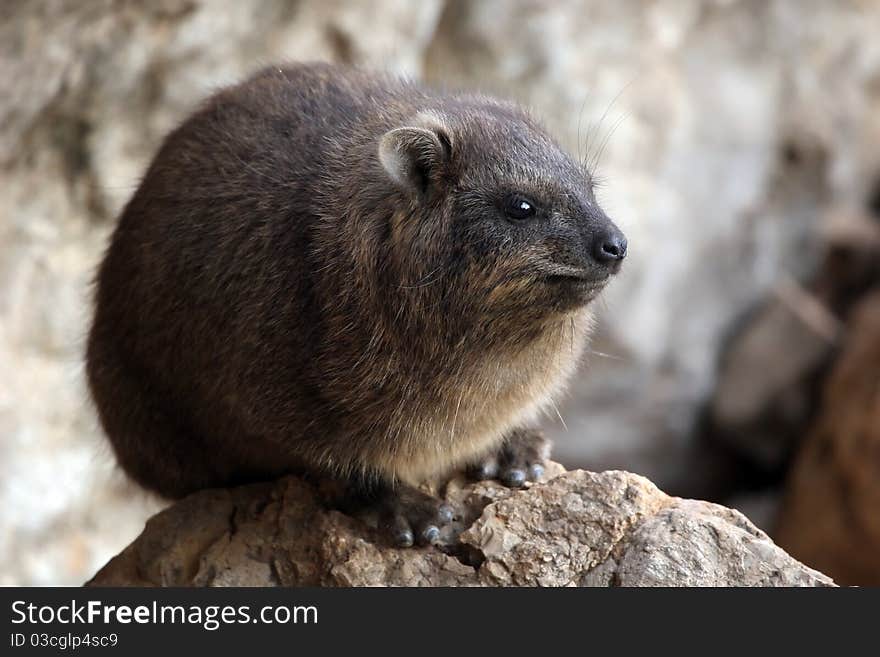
[227,504,240,538]
[268,559,283,586]
[439,540,485,570]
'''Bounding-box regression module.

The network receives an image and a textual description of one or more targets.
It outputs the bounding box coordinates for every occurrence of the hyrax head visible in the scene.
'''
[377,101,626,324]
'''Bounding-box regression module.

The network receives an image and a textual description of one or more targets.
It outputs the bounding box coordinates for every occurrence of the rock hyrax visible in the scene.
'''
[86,63,627,547]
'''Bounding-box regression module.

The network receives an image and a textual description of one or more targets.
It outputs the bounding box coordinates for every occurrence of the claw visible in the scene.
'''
[502,468,527,488]
[420,525,440,544]
[469,460,498,481]
[394,528,415,548]
[437,504,454,523]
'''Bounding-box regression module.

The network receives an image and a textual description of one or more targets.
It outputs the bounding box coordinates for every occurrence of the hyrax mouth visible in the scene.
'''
[543,266,610,286]
[543,270,611,305]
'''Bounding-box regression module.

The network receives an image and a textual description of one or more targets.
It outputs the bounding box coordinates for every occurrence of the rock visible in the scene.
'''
[87,466,833,587]
[776,291,880,585]
[705,289,837,472]
[696,207,879,493]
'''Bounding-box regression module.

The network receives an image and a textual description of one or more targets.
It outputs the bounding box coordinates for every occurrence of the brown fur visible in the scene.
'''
[85,62,625,500]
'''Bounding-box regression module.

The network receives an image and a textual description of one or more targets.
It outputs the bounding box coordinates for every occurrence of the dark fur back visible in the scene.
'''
[86,63,604,497]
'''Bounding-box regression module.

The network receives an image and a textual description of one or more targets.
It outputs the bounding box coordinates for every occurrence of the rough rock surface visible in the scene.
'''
[4,0,880,584]
[776,291,880,586]
[88,466,833,587]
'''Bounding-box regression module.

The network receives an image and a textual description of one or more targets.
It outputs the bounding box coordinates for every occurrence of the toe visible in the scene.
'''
[501,467,527,488]
[467,458,499,481]
[378,485,455,548]
[390,516,415,548]
[419,525,440,545]
[437,504,454,524]
[528,463,544,481]
[495,428,549,488]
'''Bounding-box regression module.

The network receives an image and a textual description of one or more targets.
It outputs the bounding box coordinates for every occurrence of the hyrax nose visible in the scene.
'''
[592,227,627,264]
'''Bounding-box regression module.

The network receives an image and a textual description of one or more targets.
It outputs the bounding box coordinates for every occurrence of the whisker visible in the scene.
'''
[550,398,568,432]
[576,93,590,165]
[588,110,629,176]
[584,349,625,361]
[582,76,637,174]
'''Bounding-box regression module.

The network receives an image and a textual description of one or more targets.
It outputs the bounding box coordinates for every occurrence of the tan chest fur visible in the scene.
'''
[374,310,593,485]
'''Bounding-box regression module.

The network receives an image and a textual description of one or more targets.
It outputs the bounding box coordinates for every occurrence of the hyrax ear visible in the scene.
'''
[378,114,452,196]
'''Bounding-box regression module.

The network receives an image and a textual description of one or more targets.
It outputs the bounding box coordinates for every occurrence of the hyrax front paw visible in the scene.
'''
[467,428,550,488]
[377,484,454,548]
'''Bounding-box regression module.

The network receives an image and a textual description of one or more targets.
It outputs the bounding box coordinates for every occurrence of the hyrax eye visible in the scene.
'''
[503,194,537,221]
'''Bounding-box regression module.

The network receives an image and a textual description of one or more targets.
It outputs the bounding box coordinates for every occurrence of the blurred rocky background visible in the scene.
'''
[1,0,878,585]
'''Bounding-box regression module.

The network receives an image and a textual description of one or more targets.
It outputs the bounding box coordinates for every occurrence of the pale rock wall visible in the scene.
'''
[2,0,878,584]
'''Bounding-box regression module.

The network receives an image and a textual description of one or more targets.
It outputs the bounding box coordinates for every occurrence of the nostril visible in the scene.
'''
[601,240,624,258]
[594,233,627,262]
